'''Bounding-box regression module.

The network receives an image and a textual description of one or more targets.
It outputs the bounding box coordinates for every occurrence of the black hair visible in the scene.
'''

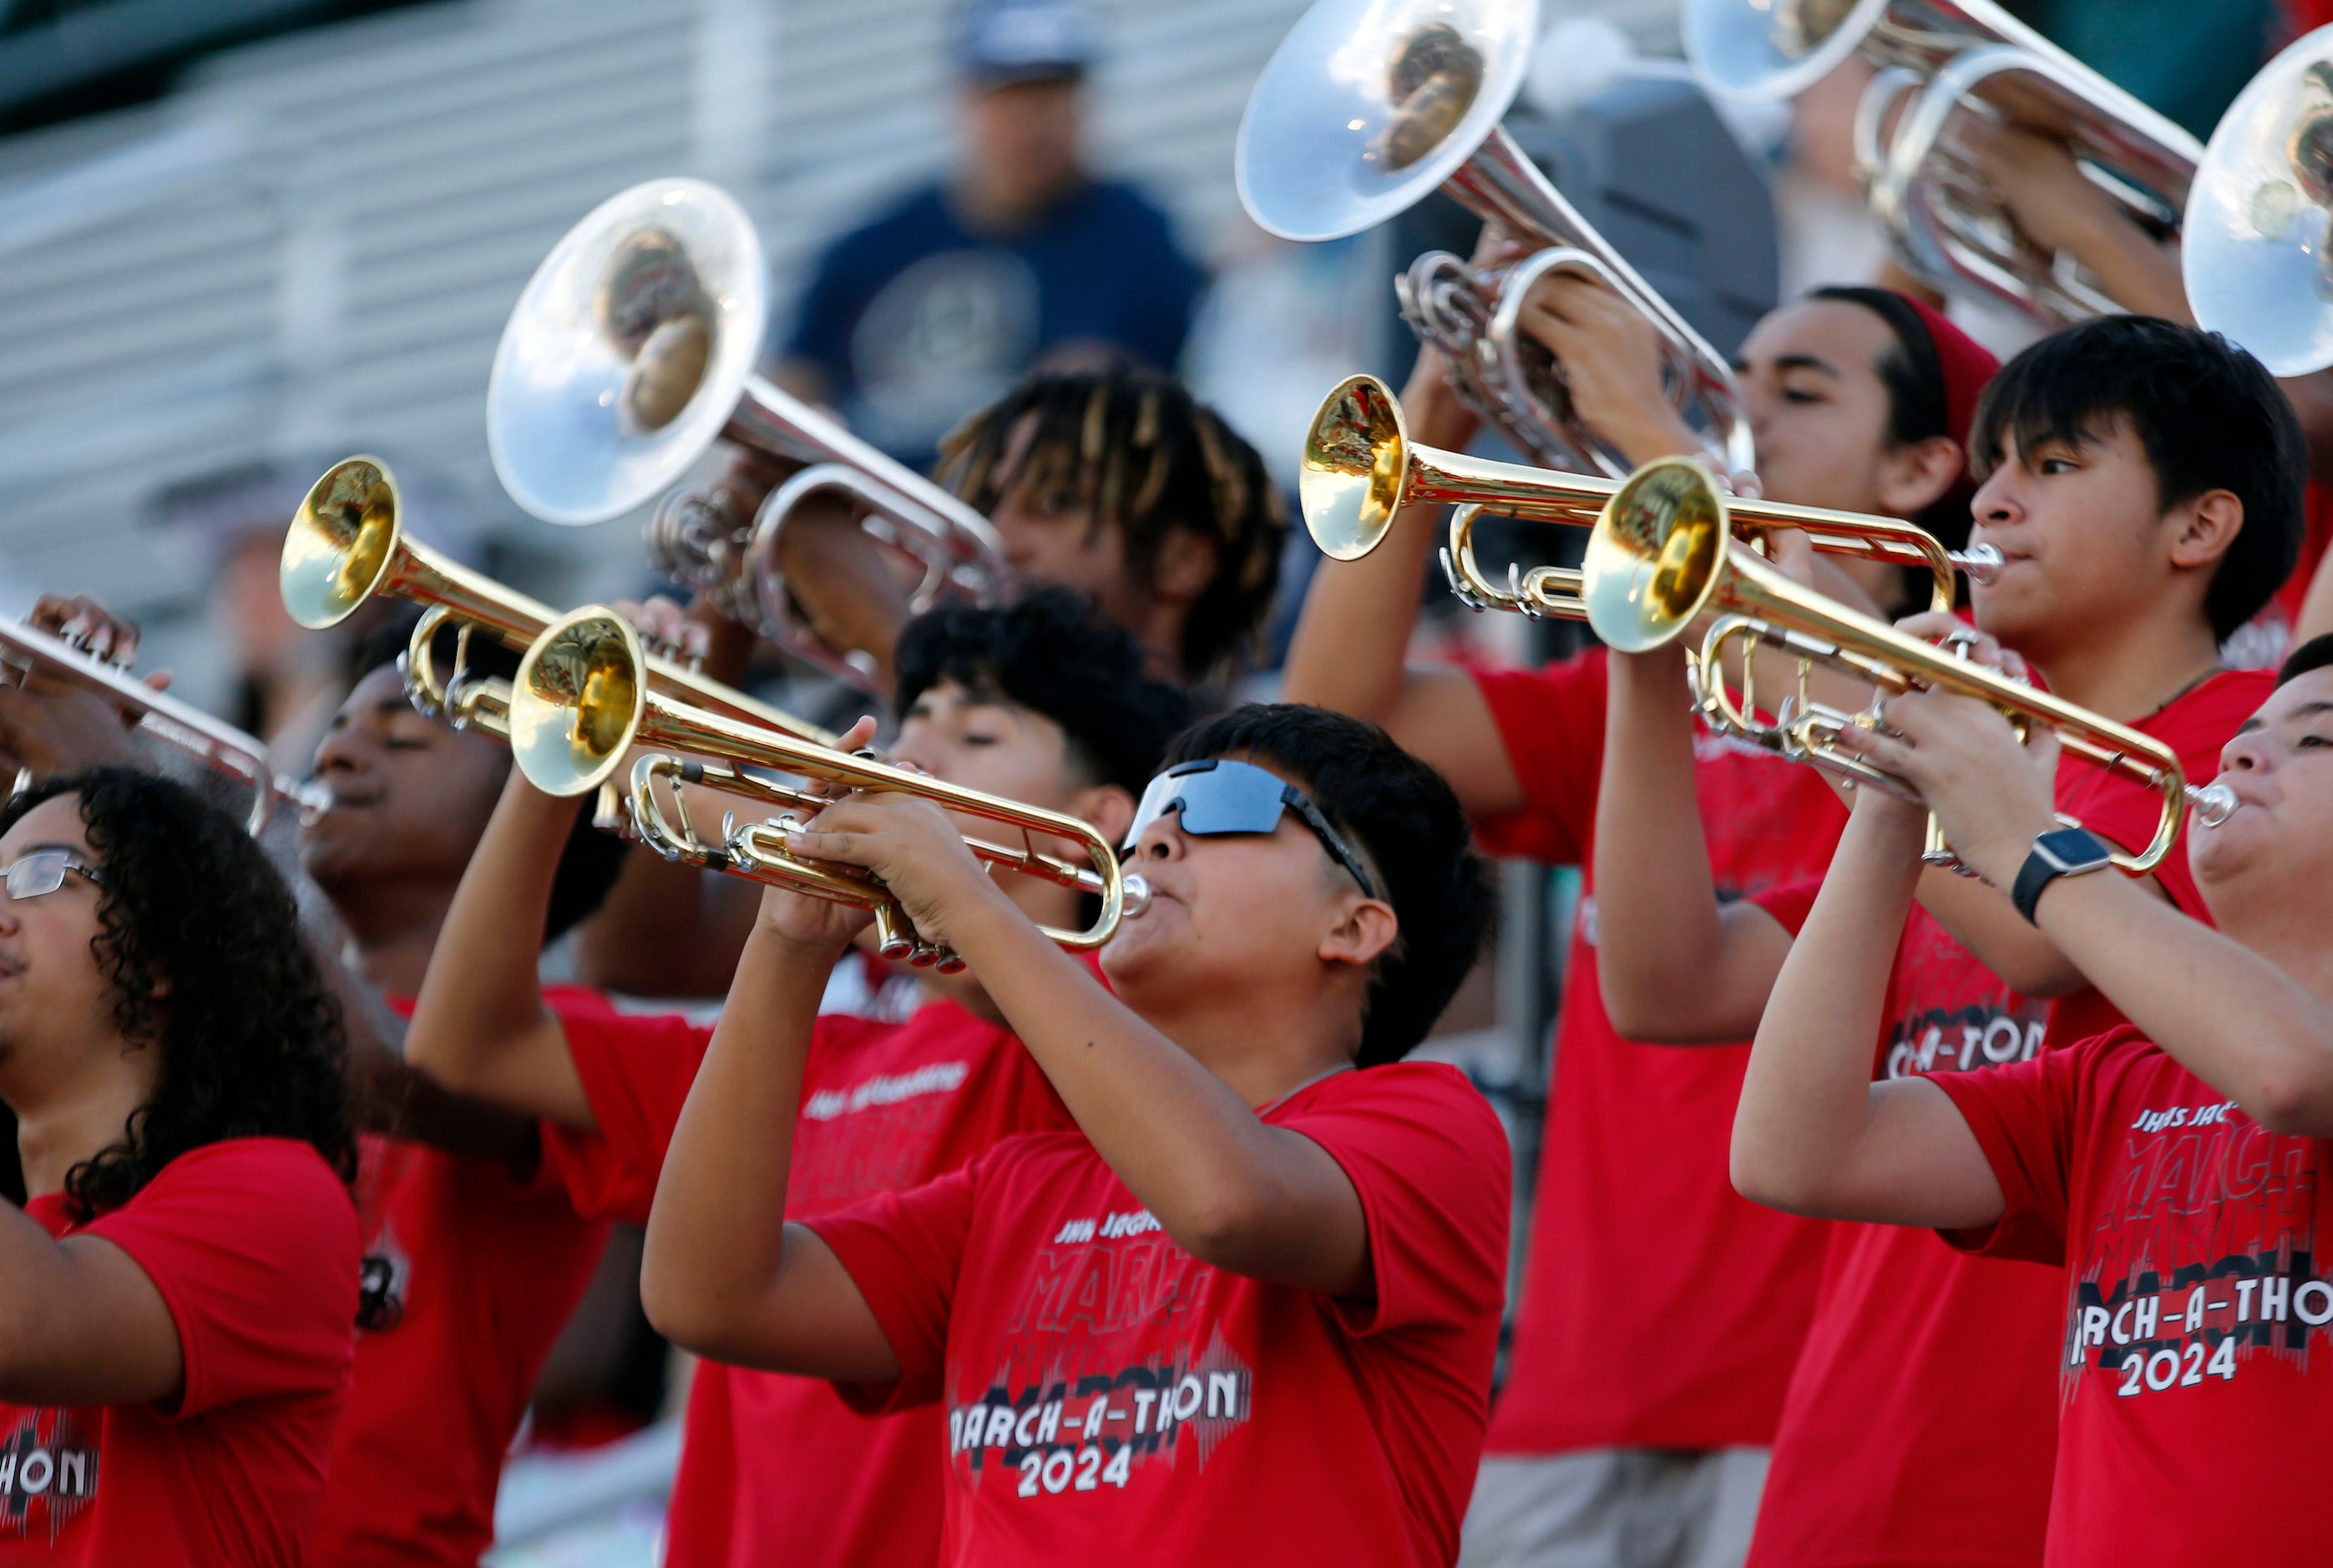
[934,368,1288,682]
[348,615,628,943]
[0,771,388,1321]
[1160,705,1494,1068]
[1970,316,2305,641]
[894,589,1193,794]
[2276,631,2333,687]
[1807,285,1966,548]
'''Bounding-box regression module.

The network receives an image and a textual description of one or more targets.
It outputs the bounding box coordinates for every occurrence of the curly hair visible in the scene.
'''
[934,368,1288,683]
[0,771,376,1312]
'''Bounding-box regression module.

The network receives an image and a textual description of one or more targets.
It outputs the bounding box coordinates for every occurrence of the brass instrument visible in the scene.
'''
[0,620,328,836]
[1685,0,2203,325]
[281,456,836,748]
[506,607,1141,966]
[2183,23,2333,377]
[1237,0,1752,477]
[1576,455,2234,872]
[487,179,1005,690]
[1300,375,1994,620]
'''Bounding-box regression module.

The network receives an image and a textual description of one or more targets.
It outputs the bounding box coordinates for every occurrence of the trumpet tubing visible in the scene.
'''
[1579,457,2196,873]
[282,457,834,748]
[508,608,1131,953]
[1303,376,1976,615]
[0,622,326,836]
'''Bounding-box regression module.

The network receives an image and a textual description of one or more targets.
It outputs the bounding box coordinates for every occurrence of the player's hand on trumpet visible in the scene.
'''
[0,594,166,777]
[777,782,1003,959]
[1831,684,2062,887]
[1511,266,1698,465]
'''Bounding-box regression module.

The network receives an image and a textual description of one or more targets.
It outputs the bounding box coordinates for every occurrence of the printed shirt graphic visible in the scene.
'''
[0,1139,360,1566]
[307,989,615,1568]
[1466,649,1843,1454]
[1735,670,2260,1566]
[807,1062,1511,1568]
[782,181,1203,468]
[540,991,1072,1568]
[1935,1026,2333,1567]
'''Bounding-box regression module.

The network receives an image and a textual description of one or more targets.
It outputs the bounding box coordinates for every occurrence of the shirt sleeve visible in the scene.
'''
[1466,650,1611,864]
[88,1140,361,1423]
[1280,1064,1512,1340]
[1924,1034,2109,1267]
[538,1008,715,1227]
[801,1157,984,1415]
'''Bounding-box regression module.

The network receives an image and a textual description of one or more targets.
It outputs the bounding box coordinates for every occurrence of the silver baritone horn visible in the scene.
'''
[0,620,326,836]
[2184,23,2333,377]
[485,179,1007,691]
[1237,0,1753,478]
[1684,0,2203,325]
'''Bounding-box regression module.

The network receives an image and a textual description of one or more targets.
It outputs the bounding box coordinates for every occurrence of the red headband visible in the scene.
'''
[1898,294,2000,457]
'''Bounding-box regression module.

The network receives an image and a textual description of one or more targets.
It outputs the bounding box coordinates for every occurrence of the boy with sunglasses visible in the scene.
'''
[1731,634,2333,1567]
[639,704,1505,1563]
[403,593,1192,1567]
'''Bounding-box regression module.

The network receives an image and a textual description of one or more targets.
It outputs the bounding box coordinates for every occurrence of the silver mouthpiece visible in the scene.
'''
[2189,781,2239,828]
[1951,544,2006,587]
[1121,873,1152,918]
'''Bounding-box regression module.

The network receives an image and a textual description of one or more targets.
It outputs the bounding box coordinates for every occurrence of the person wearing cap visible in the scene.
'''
[1282,278,1999,1568]
[773,0,1205,474]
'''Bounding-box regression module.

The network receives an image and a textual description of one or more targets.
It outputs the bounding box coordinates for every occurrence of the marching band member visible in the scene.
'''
[1593,315,2303,1567]
[0,770,364,1564]
[583,366,1286,997]
[636,702,1506,1565]
[1282,282,1996,1568]
[0,605,639,1566]
[1733,632,2333,1568]
[403,593,1190,1567]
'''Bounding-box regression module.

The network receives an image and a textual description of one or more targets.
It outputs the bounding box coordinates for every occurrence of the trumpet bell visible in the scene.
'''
[283,457,402,630]
[1300,376,1412,561]
[488,179,768,525]
[1580,458,1727,652]
[1683,0,1886,101]
[1234,0,1538,242]
[510,609,646,797]
[2184,24,2333,377]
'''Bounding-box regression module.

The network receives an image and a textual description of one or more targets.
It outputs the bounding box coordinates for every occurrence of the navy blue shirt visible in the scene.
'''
[781,179,1205,469]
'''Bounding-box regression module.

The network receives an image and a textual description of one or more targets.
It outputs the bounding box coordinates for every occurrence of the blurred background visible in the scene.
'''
[0,0,2287,1560]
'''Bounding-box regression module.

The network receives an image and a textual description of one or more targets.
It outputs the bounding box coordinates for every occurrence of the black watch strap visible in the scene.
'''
[2010,827,2113,924]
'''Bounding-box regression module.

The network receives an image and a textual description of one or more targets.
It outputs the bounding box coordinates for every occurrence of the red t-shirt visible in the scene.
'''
[805,1062,1510,1568]
[1467,649,1843,1453]
[0,1139,360,1566]
[541,993,1072,1568]
[308,988,617,1567]
[1735,670,2261,1565]
[1931,1026,2332,1566]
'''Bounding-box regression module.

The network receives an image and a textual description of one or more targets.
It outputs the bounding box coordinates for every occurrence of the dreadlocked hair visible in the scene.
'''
[1,770,387,1328]
[934,368,1288,682]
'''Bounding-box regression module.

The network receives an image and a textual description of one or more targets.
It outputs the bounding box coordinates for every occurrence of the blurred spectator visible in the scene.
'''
[773,0,1205,471]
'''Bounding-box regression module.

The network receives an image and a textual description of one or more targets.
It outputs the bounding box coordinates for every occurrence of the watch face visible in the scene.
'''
[2036,827,2113,873]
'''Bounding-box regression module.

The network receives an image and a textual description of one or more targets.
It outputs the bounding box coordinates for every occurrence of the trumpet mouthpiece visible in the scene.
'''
[2191,782,2239,827]
[1953,544,2005,587]
[1121,873,1153,918]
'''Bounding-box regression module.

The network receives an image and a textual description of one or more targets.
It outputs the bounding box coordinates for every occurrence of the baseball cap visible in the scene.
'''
[952,0,1099,84]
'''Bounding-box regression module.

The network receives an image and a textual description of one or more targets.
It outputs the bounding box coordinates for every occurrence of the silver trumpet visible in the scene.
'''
[1685,0,2203,326]
[2183,23,2333,377]
[1237,0,1753,478]
[0,620,328,836]
[487,178,1007,691]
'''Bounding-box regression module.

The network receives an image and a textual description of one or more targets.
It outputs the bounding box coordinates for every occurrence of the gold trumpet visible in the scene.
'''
[1579,456,2234,873]
[281,456,835,748]
[1301,375,1992,619]
[505,606,1140,967]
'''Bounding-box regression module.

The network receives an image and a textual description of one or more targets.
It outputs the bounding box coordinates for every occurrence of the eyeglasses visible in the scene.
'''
[3,851,102,902]
[1124,758,1379,900]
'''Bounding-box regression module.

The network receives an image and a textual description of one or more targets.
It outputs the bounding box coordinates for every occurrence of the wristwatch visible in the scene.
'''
[2010,827,2113,924]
